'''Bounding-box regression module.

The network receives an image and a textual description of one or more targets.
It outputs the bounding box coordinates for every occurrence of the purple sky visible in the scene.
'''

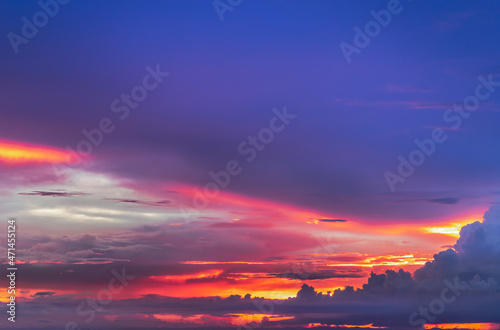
[1,0,500,329]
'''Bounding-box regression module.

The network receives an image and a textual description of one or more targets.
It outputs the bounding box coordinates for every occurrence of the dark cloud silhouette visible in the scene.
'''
[427,198,460,205]
[276,269,364,280]
[18,190,89,197]
[103,198,171,206]
[317,219,348,222]
[33,291,55,297]
[393,197,460,205]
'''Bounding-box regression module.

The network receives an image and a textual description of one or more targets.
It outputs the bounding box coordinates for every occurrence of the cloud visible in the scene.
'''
[427,198,460,205]
[317,219,348,222]
[132,224,163,233]
[0,140,69,164]
[392,197,460,205]
[430,11,480,32]
[8,206,500,329]
[414,204,500,282]
[33,291,56,297]
[385,84,433,93]
[18,190,89,197]
[275,269,364,280]
[103,198,172,206]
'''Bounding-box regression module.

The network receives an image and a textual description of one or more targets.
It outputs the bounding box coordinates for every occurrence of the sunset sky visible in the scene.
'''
[1,1,500,329]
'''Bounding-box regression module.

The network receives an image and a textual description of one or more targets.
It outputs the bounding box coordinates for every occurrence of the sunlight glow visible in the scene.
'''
[153,313,294,326]
[425,223,467,237]
[327,254,430,268]
[0,140,68,164]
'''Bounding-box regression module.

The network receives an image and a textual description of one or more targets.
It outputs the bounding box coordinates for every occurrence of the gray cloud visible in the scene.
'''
[18,190,90,197]
[317,219,348,222]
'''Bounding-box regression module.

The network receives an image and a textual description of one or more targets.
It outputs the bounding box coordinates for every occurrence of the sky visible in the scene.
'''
[1,0,500,329]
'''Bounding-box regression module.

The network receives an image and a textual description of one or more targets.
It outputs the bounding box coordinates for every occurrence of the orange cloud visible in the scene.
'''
[153,313,293,326]
[425,323,500,330]
[0,140,69,164]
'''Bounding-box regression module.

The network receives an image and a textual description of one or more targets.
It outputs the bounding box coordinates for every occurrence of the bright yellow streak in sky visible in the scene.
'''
[424,219,480,238]
[0,140,68,164]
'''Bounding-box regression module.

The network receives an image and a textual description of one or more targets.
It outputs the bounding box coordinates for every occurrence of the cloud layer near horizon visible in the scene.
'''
[3,205,500,329]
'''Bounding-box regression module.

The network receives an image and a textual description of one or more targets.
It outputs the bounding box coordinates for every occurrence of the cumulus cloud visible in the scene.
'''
[414,204,500,283]
[8,205,500,330]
